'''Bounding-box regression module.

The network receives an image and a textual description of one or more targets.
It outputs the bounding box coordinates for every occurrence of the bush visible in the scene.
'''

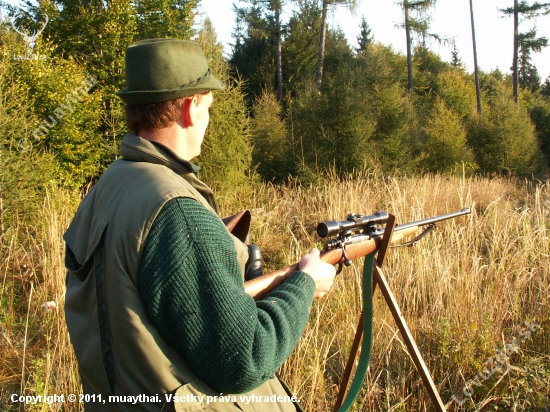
[420,98,475,174]
[467,84,545,177]
[250,91,293,182]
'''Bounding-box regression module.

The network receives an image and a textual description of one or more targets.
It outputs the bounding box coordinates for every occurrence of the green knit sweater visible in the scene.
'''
[138,197,316,394]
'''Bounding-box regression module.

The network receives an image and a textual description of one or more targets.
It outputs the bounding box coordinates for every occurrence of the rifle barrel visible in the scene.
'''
[395,208,471,231]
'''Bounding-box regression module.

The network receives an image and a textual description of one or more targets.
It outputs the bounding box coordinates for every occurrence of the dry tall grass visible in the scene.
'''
[1,172,549,411]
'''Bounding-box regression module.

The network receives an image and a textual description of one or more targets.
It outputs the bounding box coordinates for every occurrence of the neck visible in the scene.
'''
[139,120,194,160]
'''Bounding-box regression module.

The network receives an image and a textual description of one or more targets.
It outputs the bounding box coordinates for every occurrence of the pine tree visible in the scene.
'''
[450,43,462,68]
[230,3,276,107]
[282,0,322,96]
[355,16,372,54]
[397,0,439,93]
[467,83,545,177]
[499,1,550,102]
[195,19,254,192]
[517,28,547,90]
[250,91,292,181]
[420,98,474,174]
[314,0,358,89]
[542,75,550,97]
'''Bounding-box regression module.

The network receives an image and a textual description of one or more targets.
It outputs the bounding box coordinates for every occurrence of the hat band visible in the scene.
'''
[180,68,211,90]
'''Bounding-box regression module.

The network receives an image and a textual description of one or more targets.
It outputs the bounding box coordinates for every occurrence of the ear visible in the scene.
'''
[181,97,195,127]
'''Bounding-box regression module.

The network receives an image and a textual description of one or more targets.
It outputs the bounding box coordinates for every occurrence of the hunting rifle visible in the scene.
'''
[244,208,471,300]
[239,208,471,412]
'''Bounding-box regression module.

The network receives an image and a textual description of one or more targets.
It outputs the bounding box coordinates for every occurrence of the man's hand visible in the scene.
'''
[299,248,336,298]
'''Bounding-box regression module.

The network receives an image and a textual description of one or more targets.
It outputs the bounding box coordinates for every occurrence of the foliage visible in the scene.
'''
[527,96,550,165]
[541,75,550,97]
[230,3,277,107]
[435,70,477,120]
[0,33,59,227]
[518,28,548,90]
[355,16,372,54]
[419,98,475,173]
[194,20,255,192]
[291,56,377,175]
[1,24,103,185]
[282,0,322,97]
[467,84,545,177]
[250,90,293,182]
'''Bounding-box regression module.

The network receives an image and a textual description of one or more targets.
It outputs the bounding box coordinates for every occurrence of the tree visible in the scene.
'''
[542,75,550,97]
[232,0,286,105]
[282,0,322,96]
[314,0,358,89]
[1,22,104,185]
[397,0,440,93]
[230,3,276,107]
[356,16,372,54]
[517,28,548,90]
[133,0,198,39]
[469,0,482,115]
[450,43,462,68]
[466,83,545,177]
[195,19,254,192]
[250,91,292,181]
[499,0,550,102]
[420,98,475,173]
[20,0,198,172]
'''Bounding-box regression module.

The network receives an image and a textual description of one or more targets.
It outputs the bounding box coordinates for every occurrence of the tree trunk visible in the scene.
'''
[315,0,328,90]
[470,0,482,115]
[513,0,519,103]
[404,0,413,93]
[275,6,283,105]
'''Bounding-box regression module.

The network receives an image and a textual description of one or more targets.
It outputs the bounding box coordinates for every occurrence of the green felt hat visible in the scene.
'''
[116,39,224,105]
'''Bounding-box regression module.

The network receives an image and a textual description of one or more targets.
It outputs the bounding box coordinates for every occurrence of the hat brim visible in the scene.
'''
[116,77,224,105]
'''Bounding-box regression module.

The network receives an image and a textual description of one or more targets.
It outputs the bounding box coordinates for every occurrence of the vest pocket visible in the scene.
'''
[65,219,115,397]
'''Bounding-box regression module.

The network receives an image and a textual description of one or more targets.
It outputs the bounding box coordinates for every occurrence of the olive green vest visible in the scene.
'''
[64,134,298,412]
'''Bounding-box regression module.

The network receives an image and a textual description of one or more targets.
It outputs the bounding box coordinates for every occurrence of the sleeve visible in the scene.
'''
[138,197,316,394]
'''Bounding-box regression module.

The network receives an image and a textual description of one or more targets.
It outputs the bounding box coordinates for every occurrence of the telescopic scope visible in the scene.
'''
[317,212,389,238]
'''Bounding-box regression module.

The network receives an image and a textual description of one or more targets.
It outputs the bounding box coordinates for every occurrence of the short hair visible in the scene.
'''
[124,93,207,134]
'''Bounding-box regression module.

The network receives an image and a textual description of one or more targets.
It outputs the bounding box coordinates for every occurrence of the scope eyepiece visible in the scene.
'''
[317,212,389,238]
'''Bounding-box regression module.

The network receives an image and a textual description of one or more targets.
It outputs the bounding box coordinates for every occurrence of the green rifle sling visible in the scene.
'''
[337,252,376,412]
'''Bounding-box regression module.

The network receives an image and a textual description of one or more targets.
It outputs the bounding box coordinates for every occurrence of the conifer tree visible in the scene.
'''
[542,76,550,97]
[231,0,285,104]
[469,0,482,115]
[517,28,547,90]
[467,82,545,177]
[282,0,322,95]
[195,19,254,191]
[231,3,276,107]
[250,91,292,181]
[314,0,358,89]
[499,1,550,102]
[420,98,474,173]
[450,44,462,68]
[1,24,103,185]
[356,16,372,54]
[397,0,440,93]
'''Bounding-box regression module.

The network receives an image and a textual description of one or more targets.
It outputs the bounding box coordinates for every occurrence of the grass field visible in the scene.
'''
[1,171,549,411]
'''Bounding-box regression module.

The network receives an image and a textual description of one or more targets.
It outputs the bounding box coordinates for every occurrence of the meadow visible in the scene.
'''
[1,171,549,411]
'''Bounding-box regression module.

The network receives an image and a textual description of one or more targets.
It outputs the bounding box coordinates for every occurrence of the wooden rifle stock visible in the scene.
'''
[244,225,419,300]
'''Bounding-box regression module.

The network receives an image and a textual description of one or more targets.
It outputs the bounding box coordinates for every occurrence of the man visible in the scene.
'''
[64,38,335,412]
